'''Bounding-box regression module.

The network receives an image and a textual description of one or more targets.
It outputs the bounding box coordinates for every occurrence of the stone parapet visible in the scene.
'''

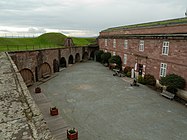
[0,52,55,140]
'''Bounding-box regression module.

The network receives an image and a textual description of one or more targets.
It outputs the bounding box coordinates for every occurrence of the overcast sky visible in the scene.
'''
[0,0,187,37]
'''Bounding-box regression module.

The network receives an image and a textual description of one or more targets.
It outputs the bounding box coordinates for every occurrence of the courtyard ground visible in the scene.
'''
[32,61,187,140]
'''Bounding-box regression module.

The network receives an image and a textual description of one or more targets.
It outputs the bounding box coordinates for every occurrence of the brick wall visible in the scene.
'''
[100,24,187,36]
[99,36,187,90]
[9,47,98,84]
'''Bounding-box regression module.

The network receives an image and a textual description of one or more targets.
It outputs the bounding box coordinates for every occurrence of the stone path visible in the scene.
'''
[29,85,69,140]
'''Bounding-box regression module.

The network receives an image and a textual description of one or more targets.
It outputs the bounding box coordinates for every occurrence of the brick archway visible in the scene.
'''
[68,55,74,64]
[75,53,80,63]
[82,52,88,60]
[39,62,52,79]
[90,51,95,60]
[19,68,34,86]
[60,57,67,68]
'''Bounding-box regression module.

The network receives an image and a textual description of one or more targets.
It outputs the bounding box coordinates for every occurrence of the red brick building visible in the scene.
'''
[98,17,187,89]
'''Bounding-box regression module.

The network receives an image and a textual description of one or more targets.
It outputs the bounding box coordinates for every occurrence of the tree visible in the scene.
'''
[108,55,122,70]
[101,52,111,64]
[95,50,104,62]
[144,74,156,86]
[160,74,186,89]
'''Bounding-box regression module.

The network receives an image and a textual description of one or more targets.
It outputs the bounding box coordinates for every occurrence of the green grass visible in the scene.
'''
[0,32,96,52]
[72,37,96,46]
[103,17,187,32]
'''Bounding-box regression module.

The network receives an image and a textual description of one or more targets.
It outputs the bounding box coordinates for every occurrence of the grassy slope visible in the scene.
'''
[0,33,67,51]
[38,32,66,45]
[72,37,96,46]
[104,17,187,32]
[0,32,96,52]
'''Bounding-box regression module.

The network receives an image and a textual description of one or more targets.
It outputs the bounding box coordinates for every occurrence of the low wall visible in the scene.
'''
[177,90,187,102]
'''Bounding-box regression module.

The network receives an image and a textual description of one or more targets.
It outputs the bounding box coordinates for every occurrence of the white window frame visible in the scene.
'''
[162,41,169,55]
[139,40,144,51]
[124,54,127,64]
[113,39,116,48]
[160,63,167,77]
[105,39,108,47]
[113,51,116,56]
[124,40,128,49]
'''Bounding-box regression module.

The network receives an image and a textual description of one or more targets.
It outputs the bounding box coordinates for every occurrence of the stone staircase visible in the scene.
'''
[30,87,69,140]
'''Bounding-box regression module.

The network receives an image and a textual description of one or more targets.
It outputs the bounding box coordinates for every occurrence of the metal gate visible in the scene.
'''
[40,62,51,78]
[20,68,34,86]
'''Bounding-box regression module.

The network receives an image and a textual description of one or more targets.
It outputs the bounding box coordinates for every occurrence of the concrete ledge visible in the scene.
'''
[177,89,187,102]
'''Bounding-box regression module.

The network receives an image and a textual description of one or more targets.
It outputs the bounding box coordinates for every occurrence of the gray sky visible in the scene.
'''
[0,0,187,37]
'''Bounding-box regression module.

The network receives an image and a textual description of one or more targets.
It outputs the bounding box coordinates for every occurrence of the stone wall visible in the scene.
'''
[0,52,55,140]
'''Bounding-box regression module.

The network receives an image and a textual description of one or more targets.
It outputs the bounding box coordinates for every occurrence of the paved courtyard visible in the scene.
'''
[39,61,187,140]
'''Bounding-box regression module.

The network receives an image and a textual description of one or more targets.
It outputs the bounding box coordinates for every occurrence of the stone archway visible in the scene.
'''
[75,53,80,63]
[68,55,74,64]
[40,62,52,78]
[60,57,67,68]
[19,68,34,86]
[53,59,59,73]
[82,52,88,60]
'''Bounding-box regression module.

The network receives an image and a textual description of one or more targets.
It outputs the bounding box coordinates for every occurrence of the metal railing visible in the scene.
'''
[0,44,64,52]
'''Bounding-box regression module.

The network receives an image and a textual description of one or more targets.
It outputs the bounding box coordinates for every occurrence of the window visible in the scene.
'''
[104,50,107,53]
[160,63,167,77]
[113,39,116,48]
[139,40,144,51]
[105,39,108,47]
[124,54,127,64]
[113,51,116,56]
[124,40,128,49]
[162,41,169,55]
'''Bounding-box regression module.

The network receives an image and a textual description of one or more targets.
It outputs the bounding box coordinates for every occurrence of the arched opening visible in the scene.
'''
[60,57,67,68]
[68,55,74,64]
[90,51,95,60]
[19,68,34,87]
[53,59,59,73]
[82,52,89,60]
[40,62,52,79]
[75,53,80,63]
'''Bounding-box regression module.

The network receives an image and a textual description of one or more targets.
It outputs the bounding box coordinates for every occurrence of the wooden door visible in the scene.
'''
[20,69,34,86]
[40,63,51,78]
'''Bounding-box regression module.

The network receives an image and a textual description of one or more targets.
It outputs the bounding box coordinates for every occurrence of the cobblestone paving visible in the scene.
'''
[0,52,54,140]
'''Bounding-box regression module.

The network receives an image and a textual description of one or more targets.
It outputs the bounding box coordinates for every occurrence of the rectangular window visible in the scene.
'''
[124,40,128,49]
[139,40,144,51]
[162,41,169,55]
[124,54,127,64]
[113,39,116,48]
[105,39,108,47]
[113,51,116,56]
[160,63,167,77]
